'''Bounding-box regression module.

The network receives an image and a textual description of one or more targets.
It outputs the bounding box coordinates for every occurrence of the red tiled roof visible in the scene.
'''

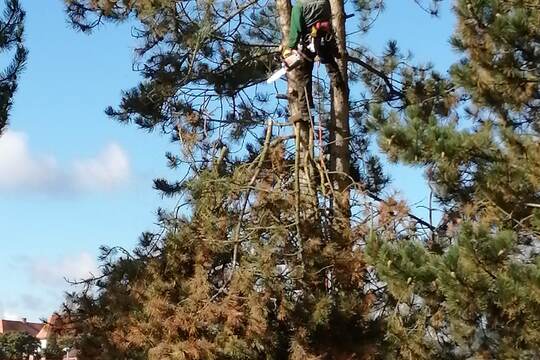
[35,323,51,340]
[0,319,44,337]
[36,313,65,340]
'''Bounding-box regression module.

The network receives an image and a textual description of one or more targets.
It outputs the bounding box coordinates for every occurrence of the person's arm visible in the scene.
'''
[287,3,304,49]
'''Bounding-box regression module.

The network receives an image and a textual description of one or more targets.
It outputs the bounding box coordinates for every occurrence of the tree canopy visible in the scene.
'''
[0,332,40,360]
[53,0,540,359]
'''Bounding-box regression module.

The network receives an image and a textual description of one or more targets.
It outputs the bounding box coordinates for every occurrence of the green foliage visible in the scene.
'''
[64,161,376,358]
[0,0,27,134]
[369,223,540,358]
[0,332,40,360]
[64,0,387,198]
[58,0,540,359]
[366,0,540,358]
[41,334,70,360]
[451,0,540,125]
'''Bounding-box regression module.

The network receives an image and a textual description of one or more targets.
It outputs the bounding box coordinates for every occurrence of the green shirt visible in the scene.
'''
[287,0,331,49]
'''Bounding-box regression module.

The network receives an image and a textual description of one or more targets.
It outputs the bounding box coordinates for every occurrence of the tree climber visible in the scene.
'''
[283,0,344,123]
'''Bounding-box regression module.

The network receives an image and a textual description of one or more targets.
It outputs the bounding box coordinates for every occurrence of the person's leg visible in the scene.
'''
[319,35,344,90]
[324,56,344,90]
[291,57,314,122]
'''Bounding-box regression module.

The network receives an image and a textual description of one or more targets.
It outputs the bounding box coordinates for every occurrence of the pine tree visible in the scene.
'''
[0,0,27,134]
[55,0,540,359]
[367,0,540,358]
[58,0,396,358]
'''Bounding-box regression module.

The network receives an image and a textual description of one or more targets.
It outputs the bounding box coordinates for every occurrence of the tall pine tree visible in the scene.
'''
[55,0,540,359]
[59,0,396,358]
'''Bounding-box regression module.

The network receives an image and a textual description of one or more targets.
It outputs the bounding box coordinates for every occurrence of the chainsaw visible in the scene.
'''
[266,50,303,84]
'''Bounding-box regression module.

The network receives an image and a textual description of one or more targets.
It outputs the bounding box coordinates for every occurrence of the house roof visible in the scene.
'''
[0,319,44,338]
[35,323,51,340]
[35,314,58,340]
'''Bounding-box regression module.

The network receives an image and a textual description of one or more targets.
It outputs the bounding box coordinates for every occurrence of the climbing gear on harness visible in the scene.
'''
[310,20,330,38]
[306,20,333,60]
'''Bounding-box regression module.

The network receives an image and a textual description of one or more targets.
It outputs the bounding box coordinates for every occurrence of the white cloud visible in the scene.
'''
[0,131,131,193]
[73,143,130,191]
[0,295,45,322]
[0,131,60,191]
[0,299,24,320]
[27,252,99,287]
[0,306,21,321]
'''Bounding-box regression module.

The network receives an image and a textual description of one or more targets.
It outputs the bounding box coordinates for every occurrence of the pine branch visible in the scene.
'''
[347,54,404,100]
[229,119,273,284]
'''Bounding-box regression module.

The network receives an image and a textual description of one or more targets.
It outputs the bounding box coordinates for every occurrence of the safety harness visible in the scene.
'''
[304,20,333,61]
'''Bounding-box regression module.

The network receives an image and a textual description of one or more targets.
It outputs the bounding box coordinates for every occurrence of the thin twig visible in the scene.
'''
[230,119,274,280]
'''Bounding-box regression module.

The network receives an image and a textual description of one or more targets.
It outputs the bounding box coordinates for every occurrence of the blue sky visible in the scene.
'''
[0,0,457,322]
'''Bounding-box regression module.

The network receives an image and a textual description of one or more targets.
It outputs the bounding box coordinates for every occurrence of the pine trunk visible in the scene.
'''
[328,0,351,223]
[276,0,317,215]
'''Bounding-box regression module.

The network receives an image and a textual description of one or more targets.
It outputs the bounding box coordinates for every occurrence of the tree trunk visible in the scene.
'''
[328,0,351,223]
[275,0,302,127]
[276,0,317,212]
